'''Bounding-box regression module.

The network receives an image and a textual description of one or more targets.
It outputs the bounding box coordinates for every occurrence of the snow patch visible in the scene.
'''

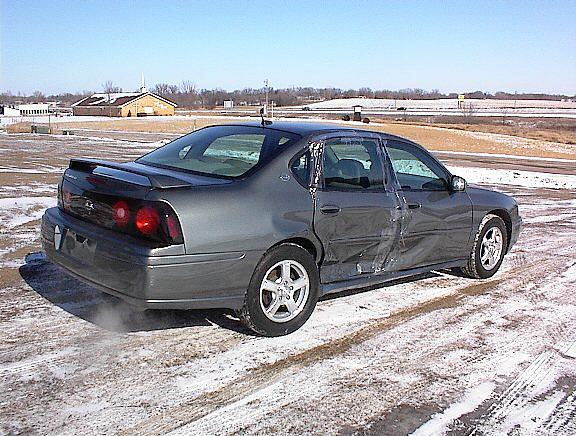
[0,196,55,228]
[433,150,576,163]
[524,213,576,224]
[500,390,566,434]
[447,165,576,190]
[411,382,495,436]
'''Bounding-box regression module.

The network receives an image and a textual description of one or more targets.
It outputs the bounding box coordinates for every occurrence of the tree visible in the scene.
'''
[358,87,374,98]
[102,81,122,117]
[499,107,509,125]
[461,102,477,121]
[180,80,197,95]
[102,81,122,94]
[32,90,45,102]
[153,83,170,96]
[167,84,179,95]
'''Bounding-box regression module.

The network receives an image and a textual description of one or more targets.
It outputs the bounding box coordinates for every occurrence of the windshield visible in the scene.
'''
[137,125,300,178]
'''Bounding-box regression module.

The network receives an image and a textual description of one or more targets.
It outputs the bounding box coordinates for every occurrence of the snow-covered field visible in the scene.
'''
[289,98,576,118]
[303,98,576,111]
[0,133,575,435]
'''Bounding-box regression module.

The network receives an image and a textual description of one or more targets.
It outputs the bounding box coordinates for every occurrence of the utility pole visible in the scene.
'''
[264,79,269,116]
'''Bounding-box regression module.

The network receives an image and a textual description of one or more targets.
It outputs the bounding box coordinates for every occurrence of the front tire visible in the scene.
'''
[237,244,319,336]
[461,214,508,279]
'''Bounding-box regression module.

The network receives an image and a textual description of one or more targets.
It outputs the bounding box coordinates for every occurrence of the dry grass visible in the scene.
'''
[6,116,576,160]
[55,118,233,134]
[5,122,34,133]
[403,121,576,145]
[356,122,576,160]
[5,118,232,135]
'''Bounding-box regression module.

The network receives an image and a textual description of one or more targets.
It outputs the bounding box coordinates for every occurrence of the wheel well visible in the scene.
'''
[272,238,319,262]
[488,209,512,250]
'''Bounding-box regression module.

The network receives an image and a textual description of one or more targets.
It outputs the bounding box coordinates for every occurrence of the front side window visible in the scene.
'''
[137,126,300,178]
[322,137,384,190]
[386,140,448,190]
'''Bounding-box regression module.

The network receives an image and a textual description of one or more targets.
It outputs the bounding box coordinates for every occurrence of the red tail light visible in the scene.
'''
[112,200,130,227]
[62,188,72,208]
[59,180,183,245]
[136,206,160,235]
[166,215,181,240]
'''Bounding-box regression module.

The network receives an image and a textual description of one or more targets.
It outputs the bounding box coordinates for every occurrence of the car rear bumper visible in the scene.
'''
[41,207,258,310]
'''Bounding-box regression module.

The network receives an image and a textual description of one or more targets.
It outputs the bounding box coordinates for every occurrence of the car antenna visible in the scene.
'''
[260,107,272,126]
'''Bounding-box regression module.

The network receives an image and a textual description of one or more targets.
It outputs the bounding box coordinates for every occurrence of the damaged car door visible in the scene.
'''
[312,135,403,283]
[384,139,473,269]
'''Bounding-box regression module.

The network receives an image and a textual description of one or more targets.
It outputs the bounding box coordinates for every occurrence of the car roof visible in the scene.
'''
[222,121,356,136]
[217,121,416,144]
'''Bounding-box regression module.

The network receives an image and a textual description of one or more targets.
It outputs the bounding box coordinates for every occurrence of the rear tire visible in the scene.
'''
[237,244,319,336]
[461,214,508,279]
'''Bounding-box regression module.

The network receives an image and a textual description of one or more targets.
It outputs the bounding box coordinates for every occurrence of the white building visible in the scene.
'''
[0,105,20,116]
[18,103,51,116]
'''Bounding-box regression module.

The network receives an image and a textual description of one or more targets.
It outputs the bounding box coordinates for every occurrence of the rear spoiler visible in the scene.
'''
[68,158,192,189]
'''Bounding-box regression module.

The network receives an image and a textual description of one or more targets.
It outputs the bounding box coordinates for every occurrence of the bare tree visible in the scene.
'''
[358,87,374,98]
[167,84,179,95]
[461,102,477,120]
[500,107,509,125]
[102,81,122,117]
[153,83,170,96]
[180,80,197,95]
[32,90,45,102]
[102,81,122,94]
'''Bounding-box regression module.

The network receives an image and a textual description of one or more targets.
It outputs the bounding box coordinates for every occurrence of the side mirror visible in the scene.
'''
[451,175,467,191]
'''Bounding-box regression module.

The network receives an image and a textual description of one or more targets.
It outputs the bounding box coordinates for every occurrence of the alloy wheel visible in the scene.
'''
[259,260,310,323]
[480,226,504,271]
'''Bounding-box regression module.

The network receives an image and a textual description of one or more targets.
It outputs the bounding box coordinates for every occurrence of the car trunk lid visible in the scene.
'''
[59,159,231,246]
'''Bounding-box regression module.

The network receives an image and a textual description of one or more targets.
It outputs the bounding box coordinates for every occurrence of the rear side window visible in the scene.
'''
[290,150,311,186]
[137,126,300,178]
[322,138,384,190]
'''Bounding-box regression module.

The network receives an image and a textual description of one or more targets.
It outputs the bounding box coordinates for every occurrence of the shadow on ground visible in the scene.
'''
[19,252,253,335]
[319,271,441,301]
[20,252,448,336]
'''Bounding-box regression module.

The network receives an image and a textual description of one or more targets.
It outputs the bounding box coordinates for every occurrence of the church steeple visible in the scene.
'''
[140,72,147,93]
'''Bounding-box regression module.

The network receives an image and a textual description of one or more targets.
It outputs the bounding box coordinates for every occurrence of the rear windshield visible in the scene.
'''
[137,125,301,178]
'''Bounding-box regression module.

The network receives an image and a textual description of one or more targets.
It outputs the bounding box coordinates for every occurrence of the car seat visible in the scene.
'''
[335,159,368,187]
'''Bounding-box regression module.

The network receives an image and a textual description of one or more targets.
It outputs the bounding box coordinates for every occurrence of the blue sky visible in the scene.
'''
[1,0,575,95]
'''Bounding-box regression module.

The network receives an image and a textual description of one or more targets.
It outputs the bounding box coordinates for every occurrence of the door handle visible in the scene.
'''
[407,203,421,209]
[320,204,341,215]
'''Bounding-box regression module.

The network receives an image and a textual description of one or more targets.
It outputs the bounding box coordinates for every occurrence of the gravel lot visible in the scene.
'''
[0,132,575,435]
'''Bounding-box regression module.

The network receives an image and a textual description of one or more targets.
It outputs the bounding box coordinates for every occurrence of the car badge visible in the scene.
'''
[279,173,290,182]
[85,199,95,211]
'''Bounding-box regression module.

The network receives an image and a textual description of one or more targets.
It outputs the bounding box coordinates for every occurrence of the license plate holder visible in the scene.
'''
[62,229,96,263]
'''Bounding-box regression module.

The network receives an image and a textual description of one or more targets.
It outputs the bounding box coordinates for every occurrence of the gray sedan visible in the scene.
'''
[41,122,522,336]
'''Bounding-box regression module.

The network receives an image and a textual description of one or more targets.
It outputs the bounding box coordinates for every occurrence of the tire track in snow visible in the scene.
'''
[189,247,576,435]
[0,352,67,375]
[122,261,544,435]
[460,262,576,436]
[541,388,576,434]
[471,336,576,435]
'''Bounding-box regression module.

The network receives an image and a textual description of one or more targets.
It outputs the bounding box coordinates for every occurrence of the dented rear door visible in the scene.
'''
[310,134,403,284]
